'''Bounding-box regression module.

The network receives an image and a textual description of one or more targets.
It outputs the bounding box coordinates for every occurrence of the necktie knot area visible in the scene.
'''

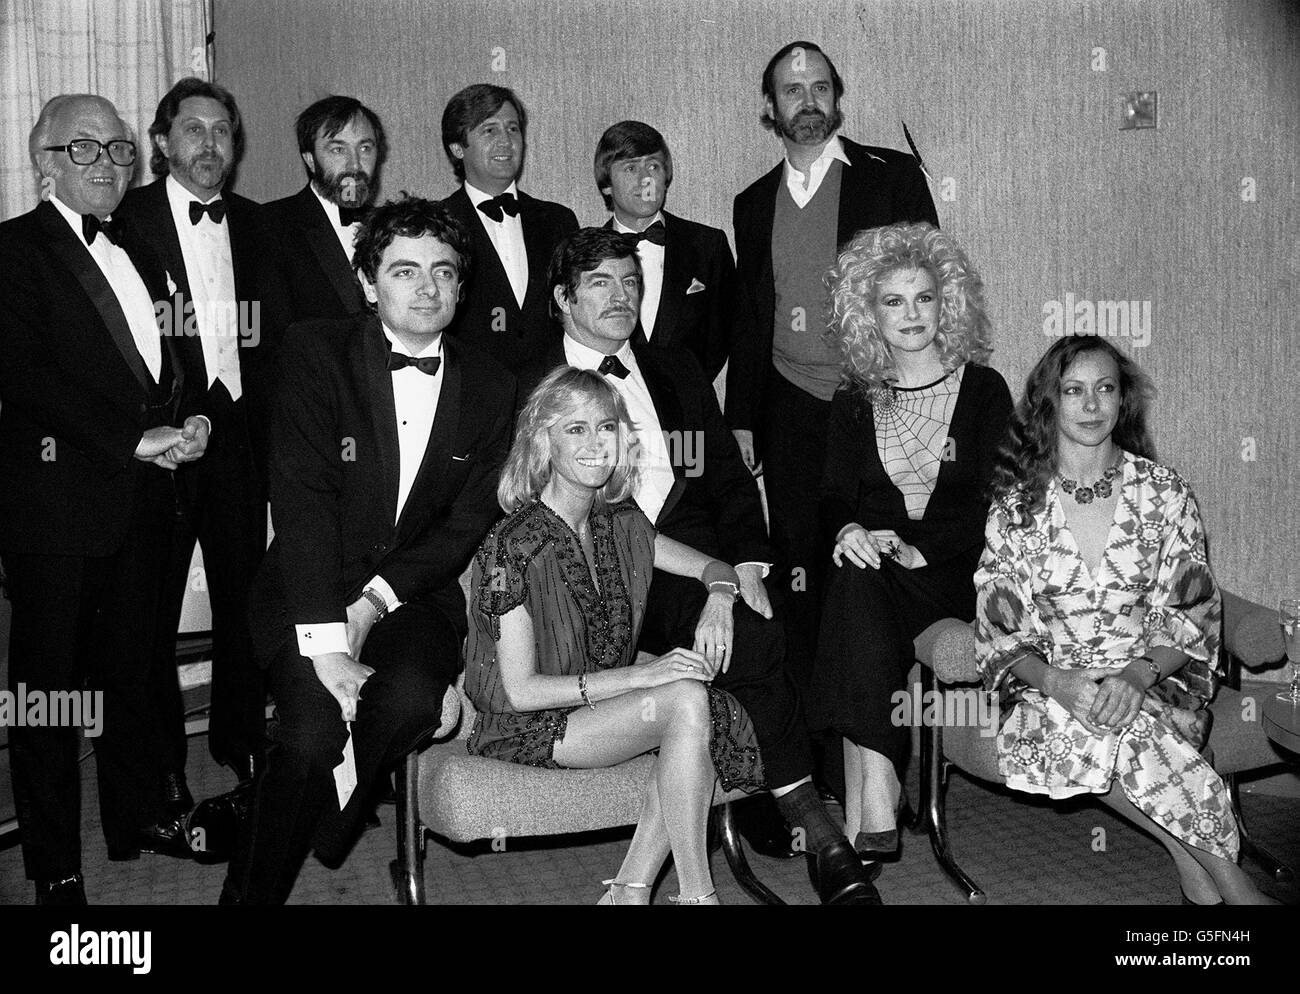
[477,192,519,222]
[387,352,442,375]
[597,354,630,379]
[189,199,227,225]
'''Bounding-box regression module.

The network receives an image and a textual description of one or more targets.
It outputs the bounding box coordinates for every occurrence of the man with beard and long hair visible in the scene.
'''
[726,41,939,843]
[118,77,280,800]
[264,95,387,322]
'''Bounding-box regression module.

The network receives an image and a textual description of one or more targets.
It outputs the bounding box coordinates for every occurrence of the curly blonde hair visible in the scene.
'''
[825,223,992,391]
[498,366,641,512]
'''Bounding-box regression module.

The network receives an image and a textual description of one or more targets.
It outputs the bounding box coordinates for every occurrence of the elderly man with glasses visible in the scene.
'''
[0,93,212,904]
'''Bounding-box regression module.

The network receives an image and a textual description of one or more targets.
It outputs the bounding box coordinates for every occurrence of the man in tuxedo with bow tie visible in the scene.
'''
[520,228,880,904]
[263,95,386,323]
[595,121,737,383]
[118,78,277,796]
[439,84,578,373]
[221,196,513,904]
[0,94,213,903]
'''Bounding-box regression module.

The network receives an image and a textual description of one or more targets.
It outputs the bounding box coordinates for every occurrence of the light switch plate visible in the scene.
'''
[1121,91,1158,129]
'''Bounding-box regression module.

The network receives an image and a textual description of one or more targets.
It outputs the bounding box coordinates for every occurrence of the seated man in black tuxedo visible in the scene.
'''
[520,228,880,905]
[221,196,515,904]
[1,93,211,904]
[263,95,387,322]
[594,121,737,382]
[118,77,276,798]
[440,84,577,373]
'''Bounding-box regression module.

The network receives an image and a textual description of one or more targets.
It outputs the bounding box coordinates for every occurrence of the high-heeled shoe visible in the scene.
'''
[597,879,651,905]
[669,889,719,905]
[1180,887,1225,906]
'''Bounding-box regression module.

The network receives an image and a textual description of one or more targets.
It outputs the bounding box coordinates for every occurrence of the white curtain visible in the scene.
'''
[0,0,211,221]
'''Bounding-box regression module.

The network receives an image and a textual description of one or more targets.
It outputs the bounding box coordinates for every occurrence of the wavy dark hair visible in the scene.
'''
[990,337,1157,524]
[352,193,471,285]
[148,77,244,176]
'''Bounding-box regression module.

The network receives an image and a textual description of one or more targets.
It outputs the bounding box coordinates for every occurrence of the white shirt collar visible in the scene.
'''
[310,184,350,228]
[463,179,519,208]
[165,172,223,209]
[49,194,102,239]
[783,134,849,178]
[383,324,444,360]
[611,211,665,235]
[563,332,635,372]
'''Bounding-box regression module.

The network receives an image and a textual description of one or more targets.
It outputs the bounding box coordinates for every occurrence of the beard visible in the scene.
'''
[774,105,844,145]
[172,149,230,194]
[313,161,375,208]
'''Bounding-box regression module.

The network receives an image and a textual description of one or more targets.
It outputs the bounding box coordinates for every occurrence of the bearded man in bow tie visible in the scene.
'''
[439,84,578,373]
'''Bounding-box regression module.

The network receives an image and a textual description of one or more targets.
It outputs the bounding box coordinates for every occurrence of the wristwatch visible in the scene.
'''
[1140,654,1160,686]
[361,587,388,622]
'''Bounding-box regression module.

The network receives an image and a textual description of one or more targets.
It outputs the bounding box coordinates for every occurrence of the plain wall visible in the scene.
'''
[213,0,1299,611]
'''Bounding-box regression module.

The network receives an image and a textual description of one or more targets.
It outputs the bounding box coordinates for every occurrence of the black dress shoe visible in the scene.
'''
[734,795,801,859]
[808,839,884,905]
[109,818,194,861]
[853,829,901,862]
[36,873,87,906]
[162,771,195,821]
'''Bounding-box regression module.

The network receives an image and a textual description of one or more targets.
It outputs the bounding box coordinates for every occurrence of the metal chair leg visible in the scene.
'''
[1227,772,1295,883]
[717,801,786,905]
[390,749,426,905]
[919,680,986,905]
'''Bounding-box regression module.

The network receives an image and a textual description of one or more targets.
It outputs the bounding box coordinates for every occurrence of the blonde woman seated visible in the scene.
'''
[976,337,1272,905]
[464,367,765,905]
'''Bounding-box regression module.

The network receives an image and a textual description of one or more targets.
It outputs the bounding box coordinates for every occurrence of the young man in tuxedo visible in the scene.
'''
[728,42,939,727]
[440,84,577,373]
[0,94,212,903]
[118,78,275,797]
[221,197,514,904]
[263,95,387,322]
[519,228,881,905]
[594,121,736,383]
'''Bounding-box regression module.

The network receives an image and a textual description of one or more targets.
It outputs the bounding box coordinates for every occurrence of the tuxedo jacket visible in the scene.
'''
[248,315,515,662]
[602,211,736,383]
[440,186,578,374]
[727,138,939,447]
[0,201,199,556]
[521,337,770,567]
[262,184,368,323]
[117,178,282,479]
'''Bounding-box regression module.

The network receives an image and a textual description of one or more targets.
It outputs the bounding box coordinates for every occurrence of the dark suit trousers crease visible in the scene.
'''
[152,386,267,770]
[3,467,174,880]
[637,570,811,789]
[231,602,458,904]
[810,556,977,777]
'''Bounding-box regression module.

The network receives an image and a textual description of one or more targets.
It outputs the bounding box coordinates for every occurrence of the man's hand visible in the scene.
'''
[692,591,735,677]
[731,429,761,475]
[135,425,185,467]
[736,563,772,619]
[311,651,375,723]
[345,594,381,661]
[165,415,210,465]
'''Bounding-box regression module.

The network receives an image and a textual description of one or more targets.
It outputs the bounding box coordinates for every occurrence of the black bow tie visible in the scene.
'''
[630,220,665,246]
[81,214,120,246]
[597,354,630,379]
[338,205,367,227]
[189,199,226,225]
[476,192,519,223]
[387,352,442,376]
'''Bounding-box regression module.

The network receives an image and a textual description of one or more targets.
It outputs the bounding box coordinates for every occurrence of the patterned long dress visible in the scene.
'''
[463,498,765,793]
[974,452,1238,860]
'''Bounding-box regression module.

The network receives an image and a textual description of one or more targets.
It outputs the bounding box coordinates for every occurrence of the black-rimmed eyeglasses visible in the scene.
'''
[42,139,137,166]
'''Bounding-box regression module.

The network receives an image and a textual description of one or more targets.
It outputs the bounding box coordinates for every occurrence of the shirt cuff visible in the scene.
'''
[295,622,349,658]
[736,561,771,579]
[365,575,403,613]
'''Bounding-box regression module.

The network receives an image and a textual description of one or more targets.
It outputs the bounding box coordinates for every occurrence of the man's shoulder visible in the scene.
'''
[262,185,313,219]
[0,206,43,244]
[118,177,168,214]
[841,137,921,174]
[637,340,708,390]
[281,315,361,358]
[735,159,783,206]
[450,337,516,398]
[664,211,727,247]
[517,190,578,225]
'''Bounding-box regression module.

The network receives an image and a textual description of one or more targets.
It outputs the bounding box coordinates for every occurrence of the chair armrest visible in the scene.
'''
[914,618,979,684]
[1221,590,1285,670]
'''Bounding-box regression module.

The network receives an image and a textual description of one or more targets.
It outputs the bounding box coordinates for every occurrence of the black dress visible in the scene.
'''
[808,363,1012,775]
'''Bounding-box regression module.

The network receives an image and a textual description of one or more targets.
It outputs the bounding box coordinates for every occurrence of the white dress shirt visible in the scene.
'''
[311,184,361,263]
[783,134,851,209]
[464,180,528,308]
[50,195,161,380]
[165,175,241,399]
[295,328,445,658]
[613,212,666,340]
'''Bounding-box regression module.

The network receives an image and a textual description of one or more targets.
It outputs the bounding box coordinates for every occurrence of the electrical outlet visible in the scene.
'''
[1121,91,1158,130]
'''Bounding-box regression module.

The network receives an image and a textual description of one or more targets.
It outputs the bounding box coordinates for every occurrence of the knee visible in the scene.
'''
[366,663,444,730]
[664,681,711,734]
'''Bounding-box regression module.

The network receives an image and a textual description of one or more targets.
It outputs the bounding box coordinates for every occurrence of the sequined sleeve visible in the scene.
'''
[472,525,532,641]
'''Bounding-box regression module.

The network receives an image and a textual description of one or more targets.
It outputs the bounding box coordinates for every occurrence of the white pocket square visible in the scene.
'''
[165,271,178,295]
[686,279,706,294]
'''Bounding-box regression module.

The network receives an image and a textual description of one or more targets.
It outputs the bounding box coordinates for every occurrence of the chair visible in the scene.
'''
[390,673,784,905]
[909,589,1295,904]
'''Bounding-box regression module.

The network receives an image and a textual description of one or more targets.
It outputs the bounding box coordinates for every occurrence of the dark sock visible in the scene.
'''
[773,783,841,854]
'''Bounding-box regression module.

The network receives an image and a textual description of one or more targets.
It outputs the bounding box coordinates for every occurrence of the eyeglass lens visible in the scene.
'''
[67,139,136,166]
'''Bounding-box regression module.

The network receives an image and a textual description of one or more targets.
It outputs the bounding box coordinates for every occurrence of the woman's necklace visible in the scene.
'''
[1058,461,1121,504]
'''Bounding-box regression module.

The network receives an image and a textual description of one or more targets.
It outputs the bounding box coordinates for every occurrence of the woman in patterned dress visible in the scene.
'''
[976,337,1272,904]
[810,223,1013,872]
[464,367,764,905]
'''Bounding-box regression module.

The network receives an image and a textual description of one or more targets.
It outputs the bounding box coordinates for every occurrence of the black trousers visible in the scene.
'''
[637,569,812,790]
[152,387,267,771]
[3,468,174,880]
[227,601,458,904]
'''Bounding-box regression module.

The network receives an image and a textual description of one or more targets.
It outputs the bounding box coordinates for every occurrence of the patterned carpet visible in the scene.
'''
[1,733,1295,906]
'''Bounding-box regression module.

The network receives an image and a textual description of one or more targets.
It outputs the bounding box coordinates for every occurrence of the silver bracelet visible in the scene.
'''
[579,672,595,710]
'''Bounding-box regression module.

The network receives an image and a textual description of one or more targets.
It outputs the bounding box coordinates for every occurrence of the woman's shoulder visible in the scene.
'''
[1125,451,1192,494]
[959,361,1012,398]
[479,500,557,567]
[603,498,655,535]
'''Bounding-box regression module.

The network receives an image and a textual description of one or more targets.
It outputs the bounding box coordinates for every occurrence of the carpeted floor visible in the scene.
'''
[1,732,1295,906]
